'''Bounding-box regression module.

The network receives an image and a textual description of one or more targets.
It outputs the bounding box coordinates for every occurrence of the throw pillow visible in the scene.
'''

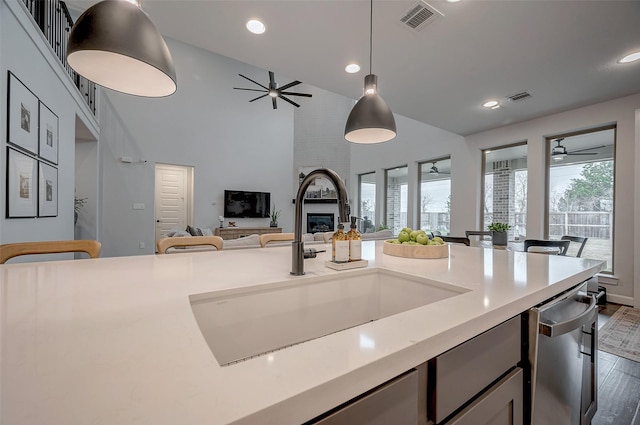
[186,225,198,236]
[201,228,213,236]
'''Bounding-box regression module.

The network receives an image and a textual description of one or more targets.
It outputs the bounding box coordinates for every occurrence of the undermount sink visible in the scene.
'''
[190,268,468,366]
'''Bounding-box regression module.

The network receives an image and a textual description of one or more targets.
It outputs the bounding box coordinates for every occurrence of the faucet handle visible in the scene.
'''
[303,248,323,259]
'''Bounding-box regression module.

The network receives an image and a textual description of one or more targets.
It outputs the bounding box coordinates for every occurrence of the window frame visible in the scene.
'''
[480,141,528,231]
[418,156,451,234]
[544,124,616,273]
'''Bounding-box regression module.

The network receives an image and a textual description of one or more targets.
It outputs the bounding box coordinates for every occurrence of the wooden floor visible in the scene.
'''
[592,304,640,425]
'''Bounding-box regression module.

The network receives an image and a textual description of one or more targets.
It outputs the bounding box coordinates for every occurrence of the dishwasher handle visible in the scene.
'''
[539,294,597,338]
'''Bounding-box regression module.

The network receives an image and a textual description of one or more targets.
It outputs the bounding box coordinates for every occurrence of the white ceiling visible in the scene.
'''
[66,0,640,136]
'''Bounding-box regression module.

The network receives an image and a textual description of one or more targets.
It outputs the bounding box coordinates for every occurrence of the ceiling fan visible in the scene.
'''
[233,71,312,109]
[428,161,450,175]
[551,138,603,161]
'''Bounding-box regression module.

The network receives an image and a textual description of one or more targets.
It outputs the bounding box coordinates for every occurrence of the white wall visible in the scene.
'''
[98,37,295,257]
[463,94,640,306]
[0,0,98,250]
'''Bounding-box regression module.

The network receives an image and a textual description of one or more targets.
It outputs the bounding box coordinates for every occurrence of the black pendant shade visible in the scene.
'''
[67,0,177,97]
[345,74,396,143]
[344,1,396,144]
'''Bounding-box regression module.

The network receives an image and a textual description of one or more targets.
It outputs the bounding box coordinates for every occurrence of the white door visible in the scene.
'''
[155,164,192,244]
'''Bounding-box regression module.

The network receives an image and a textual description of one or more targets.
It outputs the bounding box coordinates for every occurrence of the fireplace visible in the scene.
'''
[307,213,335,234]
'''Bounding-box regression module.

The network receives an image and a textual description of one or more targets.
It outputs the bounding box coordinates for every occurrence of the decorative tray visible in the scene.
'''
[324,259,368,270]
[382,241,449,259]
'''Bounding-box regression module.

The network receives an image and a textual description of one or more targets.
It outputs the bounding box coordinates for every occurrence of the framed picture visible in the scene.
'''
[39,102,59,164]
[8,72,39,154]
[7,147,37,218]
[38,161,58,217]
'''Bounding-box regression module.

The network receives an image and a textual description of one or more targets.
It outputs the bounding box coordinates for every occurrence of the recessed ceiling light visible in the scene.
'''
[482,100,500,109]
[246,19,266,35]
[618,51,640,64]
[345,63,361,73]
[446,0,461,3]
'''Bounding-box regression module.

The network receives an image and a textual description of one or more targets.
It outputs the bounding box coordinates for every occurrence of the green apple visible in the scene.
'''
[416,233,429,245]
[432,236,444,245]
[398,231,410,243]
[410,230,421,241]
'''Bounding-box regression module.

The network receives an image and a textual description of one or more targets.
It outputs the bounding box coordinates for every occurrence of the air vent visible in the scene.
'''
[400,1,443,32]
[506,91,532,102]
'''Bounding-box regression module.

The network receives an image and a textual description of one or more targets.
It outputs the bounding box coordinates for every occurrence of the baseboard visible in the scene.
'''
[606,293,634,307]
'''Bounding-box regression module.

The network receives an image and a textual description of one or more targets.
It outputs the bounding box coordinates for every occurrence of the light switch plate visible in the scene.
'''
[133,203,145,210]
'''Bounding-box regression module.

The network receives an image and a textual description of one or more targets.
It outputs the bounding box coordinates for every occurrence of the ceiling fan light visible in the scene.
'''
[67,0,176,97]
[552,153,565,161]
[345,75,396,144]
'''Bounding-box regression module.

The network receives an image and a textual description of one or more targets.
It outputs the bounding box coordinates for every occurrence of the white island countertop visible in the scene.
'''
[0,241,604,425]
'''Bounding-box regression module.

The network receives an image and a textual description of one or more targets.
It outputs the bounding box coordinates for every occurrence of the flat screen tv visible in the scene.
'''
[223,190,270,218]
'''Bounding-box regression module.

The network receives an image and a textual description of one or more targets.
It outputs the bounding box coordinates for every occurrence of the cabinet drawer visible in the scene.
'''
[310,369,421,425]
[444,367,523,425]
[428,316,521,423]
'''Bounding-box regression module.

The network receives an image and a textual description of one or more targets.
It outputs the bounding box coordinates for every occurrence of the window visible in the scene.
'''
[385,166,408,235]
[419,158,451,235]
[358,172,376,233]
[546,126,615,271]
[482,143,527,238]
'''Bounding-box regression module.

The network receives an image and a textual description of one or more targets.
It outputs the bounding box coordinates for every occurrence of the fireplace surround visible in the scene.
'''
[307,213,335,234]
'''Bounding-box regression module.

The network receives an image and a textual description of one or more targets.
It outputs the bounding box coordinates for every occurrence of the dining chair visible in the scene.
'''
[259,233,295,248]
[440,236,471,246]
[465,230,492,239]
[156,236,223,254]
[0,240,102,264]
[523,239,570,256]
[560,236,588,258]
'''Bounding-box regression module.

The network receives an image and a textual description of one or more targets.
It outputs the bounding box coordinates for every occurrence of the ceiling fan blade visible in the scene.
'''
[279,95,300,108]
[569,145,606,154]
[280,91,312,97]
[567,152,598,155]
[269,71,276,88]
[238,74,269,90]
[278,80,302,91]
[249,93,269,102]
[233,87,268,93]
[272,97,277,109]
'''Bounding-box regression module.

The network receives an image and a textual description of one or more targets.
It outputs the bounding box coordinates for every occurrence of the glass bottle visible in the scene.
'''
[332,223,349,263]
[346,217,362,261]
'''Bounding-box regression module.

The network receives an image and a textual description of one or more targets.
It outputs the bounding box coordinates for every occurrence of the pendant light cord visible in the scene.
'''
[369,0,373,74]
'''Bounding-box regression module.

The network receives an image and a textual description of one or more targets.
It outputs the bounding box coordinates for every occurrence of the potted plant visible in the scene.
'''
[270,205,281,227]
[488,222,511,246]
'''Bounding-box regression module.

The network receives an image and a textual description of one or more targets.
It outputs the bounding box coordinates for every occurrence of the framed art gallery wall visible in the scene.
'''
[6,71,61,219]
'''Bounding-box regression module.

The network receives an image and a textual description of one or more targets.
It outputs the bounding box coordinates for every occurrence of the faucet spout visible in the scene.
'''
[291,168,350,275]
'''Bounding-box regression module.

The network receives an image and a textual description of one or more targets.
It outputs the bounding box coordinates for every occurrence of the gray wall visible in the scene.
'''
[0,0,98,251]
[99,38,295,257]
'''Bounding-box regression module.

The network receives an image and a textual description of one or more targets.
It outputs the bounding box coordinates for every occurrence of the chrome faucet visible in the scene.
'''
[291,168,350,275]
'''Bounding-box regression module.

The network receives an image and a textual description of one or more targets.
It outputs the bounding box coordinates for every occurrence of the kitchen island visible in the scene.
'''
[0,241,604,425]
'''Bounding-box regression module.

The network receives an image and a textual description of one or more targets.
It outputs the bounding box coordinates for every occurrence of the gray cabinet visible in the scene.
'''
[308,316,523,425]
[428,316,522,424]
[310,367,426,425]
[443,368,523,425]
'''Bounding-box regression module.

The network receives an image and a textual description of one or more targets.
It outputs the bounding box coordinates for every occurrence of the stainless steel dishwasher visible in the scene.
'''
[528,281,598,425]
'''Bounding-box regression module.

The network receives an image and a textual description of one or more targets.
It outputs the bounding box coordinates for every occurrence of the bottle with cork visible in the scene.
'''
[346,216,362,261]
[331,223,349,263]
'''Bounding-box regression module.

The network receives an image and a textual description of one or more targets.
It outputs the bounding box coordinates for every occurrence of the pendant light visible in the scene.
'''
[67,0,177,97]
[344,0,396,144]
